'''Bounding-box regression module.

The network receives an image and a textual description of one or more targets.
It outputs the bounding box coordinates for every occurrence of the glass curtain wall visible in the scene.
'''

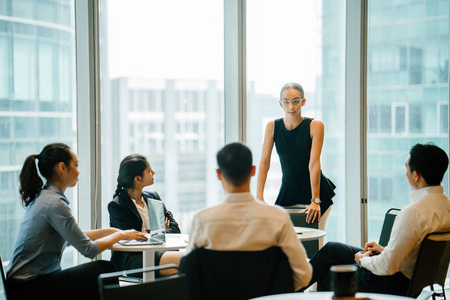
[0,0,77,267]
[367,0,449,240]
[99,0,225,235]
[246,0,346,242]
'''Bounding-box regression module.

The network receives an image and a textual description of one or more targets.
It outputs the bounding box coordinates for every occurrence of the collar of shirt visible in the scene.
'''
[43,182,69,205]
[224,192,259,203]
[131,196,147,208]
[409,185,443,203]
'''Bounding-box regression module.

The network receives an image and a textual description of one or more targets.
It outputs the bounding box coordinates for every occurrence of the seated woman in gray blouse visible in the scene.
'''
[6,143,146,300]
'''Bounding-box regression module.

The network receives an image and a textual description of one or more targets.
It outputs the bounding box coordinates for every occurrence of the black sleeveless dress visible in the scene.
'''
[274,117,336,213]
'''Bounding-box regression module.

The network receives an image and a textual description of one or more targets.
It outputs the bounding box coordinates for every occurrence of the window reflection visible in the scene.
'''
[0,0,77,266]
[100,1,224,234]
[367,0,449,241]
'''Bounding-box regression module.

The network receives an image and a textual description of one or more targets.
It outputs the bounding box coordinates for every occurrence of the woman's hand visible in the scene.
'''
[165,217,170,229]
[256,193,267,203]
[301,202,321,223]
[120,229,147,241]
[95,229,147,253]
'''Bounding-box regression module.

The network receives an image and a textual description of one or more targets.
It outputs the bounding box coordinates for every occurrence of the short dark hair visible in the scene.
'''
[216,143,253,186]
[408,143,448,185]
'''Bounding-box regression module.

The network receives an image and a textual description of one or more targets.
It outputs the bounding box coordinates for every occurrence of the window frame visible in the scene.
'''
[75,0,103,261]
[438,100,449,134]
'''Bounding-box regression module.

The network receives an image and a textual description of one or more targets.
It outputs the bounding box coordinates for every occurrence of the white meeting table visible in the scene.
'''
[111,233,187,281]
[294,227,326,241]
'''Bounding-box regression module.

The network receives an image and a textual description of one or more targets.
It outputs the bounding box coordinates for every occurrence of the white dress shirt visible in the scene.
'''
[131,197,150,232]
[187,192,312,291]
[361,185,450,278]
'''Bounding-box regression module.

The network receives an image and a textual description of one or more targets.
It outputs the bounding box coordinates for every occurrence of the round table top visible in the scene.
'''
[294,227,326,241]
[251,291,413,300]
[111,233,188,252]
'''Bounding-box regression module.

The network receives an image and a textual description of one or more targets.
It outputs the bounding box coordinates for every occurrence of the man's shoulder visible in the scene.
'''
[406,189,450,210]
[194,200,289,220]
[266,203,291,214]
[398,192,450,225]
[194,203,225,218]
[247,201,291,222]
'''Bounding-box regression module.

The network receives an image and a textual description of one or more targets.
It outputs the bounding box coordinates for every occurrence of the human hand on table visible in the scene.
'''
[121,229,147,241]
[165,217,170,229]
[301,202,321,223]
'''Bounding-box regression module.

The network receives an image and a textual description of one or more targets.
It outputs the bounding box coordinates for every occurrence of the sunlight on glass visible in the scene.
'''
[100,0,224,234]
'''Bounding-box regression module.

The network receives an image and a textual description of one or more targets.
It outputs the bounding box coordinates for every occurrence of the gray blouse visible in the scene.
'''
[7,183,99,282]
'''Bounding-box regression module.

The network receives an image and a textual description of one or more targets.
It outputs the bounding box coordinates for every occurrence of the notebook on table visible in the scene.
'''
[293,227,316,234]
[119,199,166,246]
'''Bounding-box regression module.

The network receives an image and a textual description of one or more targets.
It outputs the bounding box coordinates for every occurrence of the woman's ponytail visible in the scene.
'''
[113,183,125,198]
[19,143,72,207]
[19,154,43,207]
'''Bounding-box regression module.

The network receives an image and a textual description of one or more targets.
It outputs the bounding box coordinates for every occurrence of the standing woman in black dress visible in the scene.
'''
[108,154,183,277]
[256,82,335,240]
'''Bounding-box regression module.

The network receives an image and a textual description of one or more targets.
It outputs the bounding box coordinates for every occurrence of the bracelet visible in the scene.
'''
[358,259,362,268]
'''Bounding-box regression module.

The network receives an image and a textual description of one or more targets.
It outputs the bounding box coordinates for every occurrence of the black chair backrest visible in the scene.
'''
[0,253,7,300]
[179,246,294,300]
[407,231,450,298]
[378,208,401,247]
[98,264,188,300]
[289,212,319,258]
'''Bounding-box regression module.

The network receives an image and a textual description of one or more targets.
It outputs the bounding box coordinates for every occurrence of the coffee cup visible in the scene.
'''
[330,264,357,298]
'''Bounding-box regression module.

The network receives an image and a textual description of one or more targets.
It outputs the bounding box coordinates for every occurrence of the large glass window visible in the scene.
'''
[0,0,77,269]
[246,0,347,242]
[99,0,225,235]
[367,0,449,240]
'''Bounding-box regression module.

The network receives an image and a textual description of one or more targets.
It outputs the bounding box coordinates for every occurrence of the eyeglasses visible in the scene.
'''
[281,99,303,107]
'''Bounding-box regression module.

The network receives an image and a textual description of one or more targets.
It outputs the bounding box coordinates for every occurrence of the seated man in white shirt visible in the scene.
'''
[302,143,450,295]
[186,142,312,291]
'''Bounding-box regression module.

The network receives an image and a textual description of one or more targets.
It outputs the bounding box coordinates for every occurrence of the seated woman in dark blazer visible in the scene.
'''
[108,154,183,277]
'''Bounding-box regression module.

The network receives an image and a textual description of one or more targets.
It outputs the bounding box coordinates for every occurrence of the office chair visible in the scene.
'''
[378,208,401,247]
[98,264,188,300]
[288,210,319,258]
[179,246,294,300]
[407,231,450,300]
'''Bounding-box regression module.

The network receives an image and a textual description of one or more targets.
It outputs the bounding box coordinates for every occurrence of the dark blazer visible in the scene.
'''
[108,191,181,271]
